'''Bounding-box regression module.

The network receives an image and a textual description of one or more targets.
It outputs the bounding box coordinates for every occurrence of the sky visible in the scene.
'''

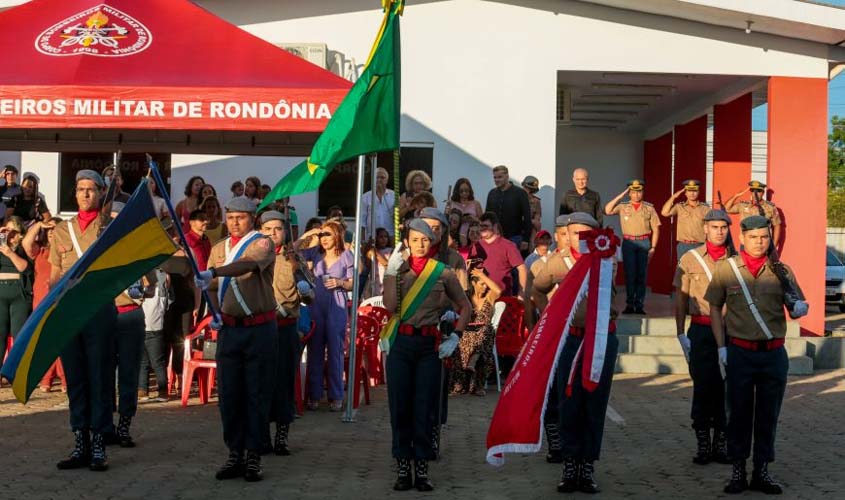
[752,73,845,131]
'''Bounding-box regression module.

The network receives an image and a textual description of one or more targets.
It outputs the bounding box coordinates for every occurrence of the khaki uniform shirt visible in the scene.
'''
[388,262,466,328]
[208,235,277,318]
[673,245,726,317]
[532,248,574,295]
[49,215,109,276]
[667,201,709,243]
[704,255,801,341]
[730,200,781,226]
[272,251,301,319]
[609,202,661,237]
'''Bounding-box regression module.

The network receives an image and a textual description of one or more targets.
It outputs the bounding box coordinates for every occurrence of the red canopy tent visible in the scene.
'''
[0,0,351,153]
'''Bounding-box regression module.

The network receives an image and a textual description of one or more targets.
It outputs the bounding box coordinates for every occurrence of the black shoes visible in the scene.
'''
[579,461,600,494]
[724,460,748,494]
[116,415,135,448]
[215,450,244,480]
[622,306,636,314]
[545,423,563,463]
[89,433,108,471]
[393,458,413,491]
[635,307,646,315]
[244,451,263,482]
[274,423,291,456]
[749,462,783,495]
[413,459,434,492]
[693,428,712,465]
[57,429,91,470]
[557,458,579,493]
[711,429,730,464]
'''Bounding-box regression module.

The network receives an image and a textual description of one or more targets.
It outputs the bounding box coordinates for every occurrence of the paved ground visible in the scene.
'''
[1,369,843,500]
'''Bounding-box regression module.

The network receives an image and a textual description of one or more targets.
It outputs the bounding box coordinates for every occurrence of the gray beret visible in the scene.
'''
[110,201,126,214]
[76,169,104,188]
[418,207,448,226]
[555,215,569,227]
[740,215,770,232]
[566,212,599,229]
[406,218,436,240]
[225,196,257,213]
[704,209,732,224]
[259,210,285,225]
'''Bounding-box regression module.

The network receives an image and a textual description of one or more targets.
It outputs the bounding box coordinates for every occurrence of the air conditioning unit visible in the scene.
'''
[278,43,328,69]
[557,87,572,124]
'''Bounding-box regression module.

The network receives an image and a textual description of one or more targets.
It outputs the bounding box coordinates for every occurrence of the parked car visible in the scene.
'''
[825,249,845,312]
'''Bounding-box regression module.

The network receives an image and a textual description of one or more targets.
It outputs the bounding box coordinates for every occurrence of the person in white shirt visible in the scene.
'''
[361,167,395,240]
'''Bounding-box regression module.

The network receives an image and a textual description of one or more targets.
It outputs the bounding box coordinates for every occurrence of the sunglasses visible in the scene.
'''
[317,232,332,238]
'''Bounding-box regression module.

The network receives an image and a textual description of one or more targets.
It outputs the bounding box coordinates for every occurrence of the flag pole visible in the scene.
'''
[369,156,379,297]
[343,154,367,422]
[146,155,221,324]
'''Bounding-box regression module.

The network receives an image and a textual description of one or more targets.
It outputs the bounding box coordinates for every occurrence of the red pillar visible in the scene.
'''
[767,77,828,336]
[643,132,673,294]
[673,115,708,194]
[713,93,752,245]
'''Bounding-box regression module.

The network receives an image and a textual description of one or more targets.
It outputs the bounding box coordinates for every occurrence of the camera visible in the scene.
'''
[0,232,7,247]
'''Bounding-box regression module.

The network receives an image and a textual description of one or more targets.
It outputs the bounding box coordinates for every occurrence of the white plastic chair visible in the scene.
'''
[489,301,507,392]
[360,295,384,308]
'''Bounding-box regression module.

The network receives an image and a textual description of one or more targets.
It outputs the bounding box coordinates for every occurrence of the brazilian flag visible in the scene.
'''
[0,179,178,403]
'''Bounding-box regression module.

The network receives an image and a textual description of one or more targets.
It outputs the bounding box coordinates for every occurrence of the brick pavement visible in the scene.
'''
[0,370,843,500]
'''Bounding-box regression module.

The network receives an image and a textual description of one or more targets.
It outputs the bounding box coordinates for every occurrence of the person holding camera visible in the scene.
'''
[0,216,34,374]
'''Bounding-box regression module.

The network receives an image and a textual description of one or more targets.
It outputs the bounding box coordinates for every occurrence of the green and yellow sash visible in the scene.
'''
[379,259,446,351]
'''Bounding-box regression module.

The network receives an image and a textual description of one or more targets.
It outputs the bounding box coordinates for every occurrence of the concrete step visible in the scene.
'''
[614,353,814,375]
[616,316,802,337]
[617,335,809,357]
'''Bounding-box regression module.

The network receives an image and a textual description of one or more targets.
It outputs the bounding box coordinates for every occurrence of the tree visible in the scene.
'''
[828,116,845,226]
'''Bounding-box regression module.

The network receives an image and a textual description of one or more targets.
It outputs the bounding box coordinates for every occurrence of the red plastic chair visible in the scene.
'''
[181,315,218,407]
[3,337,11,364]
[495,296,529,358]
[343,315,379,409]
[294,321,315,416]
[358,305,390,384]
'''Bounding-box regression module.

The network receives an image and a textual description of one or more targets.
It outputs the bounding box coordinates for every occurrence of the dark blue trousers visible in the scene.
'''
[61,304,117,434]
[687,323,726,430]
[676,242,700,262]
[269,321,300,426]
[725,343,788,464]
[112,307,146,417]
[621,239,650,309]
[217,321,277,453]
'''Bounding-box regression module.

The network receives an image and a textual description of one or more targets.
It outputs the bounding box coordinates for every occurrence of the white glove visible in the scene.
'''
[379,337,391,356]
[385,243,405,277]
[440,310,459,323]
[296,280,313,297]
[677,334,691,363]
[790,300,809,318]
[438,333,460,359]
[718,346,727,379]
[194,270,214,291]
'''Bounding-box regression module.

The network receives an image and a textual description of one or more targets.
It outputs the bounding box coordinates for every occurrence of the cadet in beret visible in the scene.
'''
[604,180,661,315]
[724,181,782,246]
[704,215,807,495]
[661,179,710,260]
[194,196,277,482]
[53,169,116,471]
[673,209,732,466]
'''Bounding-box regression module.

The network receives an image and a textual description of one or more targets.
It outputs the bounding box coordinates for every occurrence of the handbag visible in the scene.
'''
[201,339,217,360]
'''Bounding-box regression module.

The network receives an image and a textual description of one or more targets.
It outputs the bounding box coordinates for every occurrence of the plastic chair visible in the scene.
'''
[3,337,12,364]
[181,315,218,407]
[294,321,315,416]
[489,301,508,392]
[493,296,529,386]
[359,295,384,308]
[358,305,390,385]
[344,315,379,409]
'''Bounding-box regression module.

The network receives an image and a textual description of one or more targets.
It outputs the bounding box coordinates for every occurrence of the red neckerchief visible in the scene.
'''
[229,234,243,247]
[631,202,642,210]
[569,245,582,261]
[740,250,767,277]
[274,245,283,255]
[409,256,428,275]
[705,241,726,261]
[77,209,99,232]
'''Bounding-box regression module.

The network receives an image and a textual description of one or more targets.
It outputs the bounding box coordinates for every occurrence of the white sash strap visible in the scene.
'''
[688,250,713,282]
[68,222,84,258]
[220,231,261,316]
[564,256,574,270]
[727,258,774,340]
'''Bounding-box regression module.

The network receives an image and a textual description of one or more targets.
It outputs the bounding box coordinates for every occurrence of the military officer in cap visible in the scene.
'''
[194,196,277,482]
[52,169,116,471]
[724,181,782,246]
[704,215,808,495]
[673,209,732,466]
[661,179,710,259]
[259,210,313,456]
[383,219,471,492]
[605,180,661,315]
[553,212,618,494]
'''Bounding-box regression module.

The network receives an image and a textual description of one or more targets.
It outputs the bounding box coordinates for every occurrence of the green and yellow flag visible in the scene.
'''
[259,0,402,209]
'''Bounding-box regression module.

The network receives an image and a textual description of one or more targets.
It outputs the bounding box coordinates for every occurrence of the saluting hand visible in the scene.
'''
[673,188,685,199]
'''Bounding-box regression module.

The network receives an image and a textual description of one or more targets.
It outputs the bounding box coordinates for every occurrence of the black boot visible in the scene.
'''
[692,427,712,465]
[711,429,730,464]
[89,433,108,471]
[556,458,579,493]
[57,429,91,470]
[545,422,563,463]
[274,423,291,456]
[578,461,600,494]
[724,460,748,494]
[244,451,263,482]
[414,459,434,492]
[431,425,440,461]
[393,458,412,491]
[750,462,783,495]
[215,450,244,480]
[116,415,135,448]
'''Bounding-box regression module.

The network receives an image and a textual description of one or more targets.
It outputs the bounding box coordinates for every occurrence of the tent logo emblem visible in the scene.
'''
[35,5,152,57]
